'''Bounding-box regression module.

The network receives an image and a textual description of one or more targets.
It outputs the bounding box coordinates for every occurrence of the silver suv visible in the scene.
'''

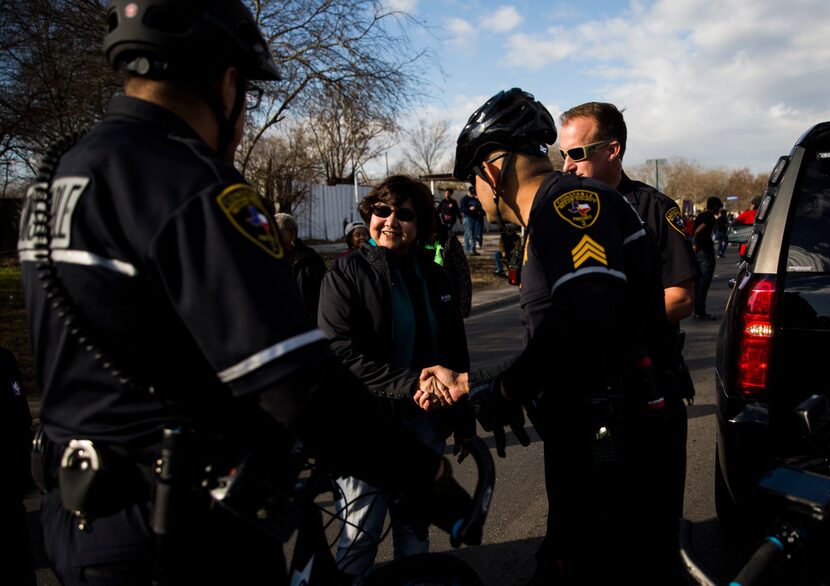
[714,121,830,523]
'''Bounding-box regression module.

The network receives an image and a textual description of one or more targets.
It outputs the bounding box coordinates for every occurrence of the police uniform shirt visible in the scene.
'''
[18,96,329,456]
[503,172,659,396]
[518,172,649,337]
[617,172,699,289]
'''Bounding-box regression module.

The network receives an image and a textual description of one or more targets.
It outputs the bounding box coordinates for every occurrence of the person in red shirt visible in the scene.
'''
[734,196,761,225]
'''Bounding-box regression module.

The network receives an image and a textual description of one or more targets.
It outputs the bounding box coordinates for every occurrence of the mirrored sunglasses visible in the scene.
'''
[559,139,612,162]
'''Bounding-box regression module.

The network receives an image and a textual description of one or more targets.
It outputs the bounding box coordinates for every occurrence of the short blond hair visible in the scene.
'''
[273,212,298,239]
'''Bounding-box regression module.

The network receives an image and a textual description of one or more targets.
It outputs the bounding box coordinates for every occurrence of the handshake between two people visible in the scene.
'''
[414,366,531,458]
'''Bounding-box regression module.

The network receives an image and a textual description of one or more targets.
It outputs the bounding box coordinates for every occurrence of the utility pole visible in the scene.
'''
[645,158,667,191]
[352,152,359,205]
[1,160,10,199]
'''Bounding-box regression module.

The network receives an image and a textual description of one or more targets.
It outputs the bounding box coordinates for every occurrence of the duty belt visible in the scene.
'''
[32,427,155,530]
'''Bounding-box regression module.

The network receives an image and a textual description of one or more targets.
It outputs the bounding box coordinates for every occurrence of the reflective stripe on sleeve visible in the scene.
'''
[18,248,138,276]
[622,228,647,246]
[217,328,329,383]
[551,266,627,294]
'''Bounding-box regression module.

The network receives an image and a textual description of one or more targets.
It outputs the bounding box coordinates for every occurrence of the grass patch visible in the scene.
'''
[465,251,510,290]
[0,256,37,397]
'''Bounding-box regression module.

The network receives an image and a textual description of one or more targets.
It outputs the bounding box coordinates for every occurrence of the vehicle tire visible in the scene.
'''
[714,450,739,527]
[365,552,482,586]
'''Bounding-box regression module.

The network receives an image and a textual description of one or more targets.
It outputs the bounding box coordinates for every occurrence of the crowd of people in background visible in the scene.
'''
[680,196,759,242]
[675,195,760,319]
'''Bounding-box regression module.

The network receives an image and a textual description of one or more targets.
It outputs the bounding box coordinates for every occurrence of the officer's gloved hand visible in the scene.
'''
[469,378,531,457]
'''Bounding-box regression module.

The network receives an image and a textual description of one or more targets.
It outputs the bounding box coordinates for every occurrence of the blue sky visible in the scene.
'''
[374,0,830,176]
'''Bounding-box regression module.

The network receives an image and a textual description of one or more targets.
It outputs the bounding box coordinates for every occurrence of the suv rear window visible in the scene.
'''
[785,154,830,273]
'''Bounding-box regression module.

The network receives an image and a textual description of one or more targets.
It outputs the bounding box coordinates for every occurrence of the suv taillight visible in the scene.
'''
[735,276,777,397]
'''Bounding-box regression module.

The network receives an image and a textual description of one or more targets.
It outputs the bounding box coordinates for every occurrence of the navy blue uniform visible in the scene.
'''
[18,97,327,455]
[17,95,329,583]
[618,172,694,582]
[18,96,443,585]
[497,172,674,583]
[504,172,661,393]
[619,171,697,500]
[618,172,698,290]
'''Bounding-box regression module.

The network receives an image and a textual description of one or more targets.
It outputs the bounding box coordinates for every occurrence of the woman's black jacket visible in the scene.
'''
[318,243,473,437]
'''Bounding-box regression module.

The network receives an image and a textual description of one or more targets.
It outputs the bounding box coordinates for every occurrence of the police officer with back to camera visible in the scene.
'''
[418,88,675,584]
[17,1,473,584]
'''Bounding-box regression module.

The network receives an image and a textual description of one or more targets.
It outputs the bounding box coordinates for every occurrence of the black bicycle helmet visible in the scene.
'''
[453,88,557,180]
[104,0,280,80]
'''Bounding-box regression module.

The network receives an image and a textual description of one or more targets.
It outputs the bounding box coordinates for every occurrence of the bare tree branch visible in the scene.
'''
[243,122,319,215]
[0,0,439,188]
[403,118,450,176]
[241,0,439,164]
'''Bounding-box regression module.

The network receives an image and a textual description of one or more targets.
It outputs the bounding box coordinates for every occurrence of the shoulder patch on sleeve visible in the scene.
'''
[553,189,600,229]
[216,184,283,259]
[665,206,688,237]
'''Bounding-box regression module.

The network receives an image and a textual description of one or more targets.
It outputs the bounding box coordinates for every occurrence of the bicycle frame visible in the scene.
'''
[287,437,495,586]
[681,395,830,586]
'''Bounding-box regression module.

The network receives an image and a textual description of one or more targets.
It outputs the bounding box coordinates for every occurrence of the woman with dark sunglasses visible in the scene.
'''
[317,175,474,583]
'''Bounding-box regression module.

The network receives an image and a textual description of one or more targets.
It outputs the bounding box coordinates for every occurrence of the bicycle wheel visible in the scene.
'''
[365,552,482,586]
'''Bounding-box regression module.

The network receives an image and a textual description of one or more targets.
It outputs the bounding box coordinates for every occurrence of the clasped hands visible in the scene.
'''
[413,365,532,458]
[413,365,468,411]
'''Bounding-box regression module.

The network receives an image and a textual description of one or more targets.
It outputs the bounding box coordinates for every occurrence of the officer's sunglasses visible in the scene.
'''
[372,204,417,222]
[246,83,264,110]
[559,139,612,162]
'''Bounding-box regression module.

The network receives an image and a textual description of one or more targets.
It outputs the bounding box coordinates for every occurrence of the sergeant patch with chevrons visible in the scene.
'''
[216,184,283,259]
[554,189,600,229]
[571,235,607,268]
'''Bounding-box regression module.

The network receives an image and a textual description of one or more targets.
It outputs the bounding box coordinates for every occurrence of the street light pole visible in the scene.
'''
[645,158,668,191]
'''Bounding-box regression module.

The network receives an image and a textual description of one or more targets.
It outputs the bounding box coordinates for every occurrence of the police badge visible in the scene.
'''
[665,206,688,237]
[554,189,601,229]
[216,184,284,259]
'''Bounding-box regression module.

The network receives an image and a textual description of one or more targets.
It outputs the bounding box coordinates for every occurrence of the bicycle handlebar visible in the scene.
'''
[681,396,830,585]
[681,519,804,586]
[449,436,495,548]
[731,536,785,586]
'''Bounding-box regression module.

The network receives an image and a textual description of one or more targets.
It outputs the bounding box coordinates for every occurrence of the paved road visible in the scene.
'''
[23,245,743,584]
[371,246,744,584]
